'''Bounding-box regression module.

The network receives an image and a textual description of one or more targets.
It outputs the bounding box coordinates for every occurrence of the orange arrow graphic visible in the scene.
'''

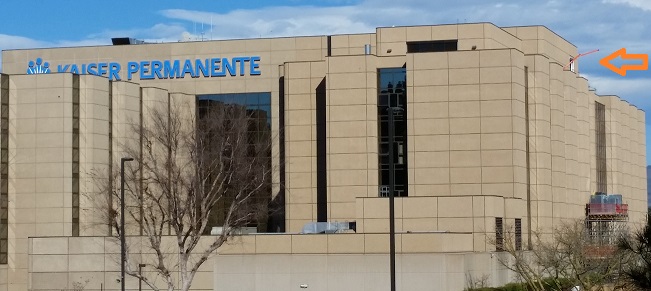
[600,48,648,76]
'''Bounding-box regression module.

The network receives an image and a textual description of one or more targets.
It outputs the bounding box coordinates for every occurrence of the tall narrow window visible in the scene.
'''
[72,75,80,236]
[495,217,504,252]
[524,66,532,250]
[378,68,408,197]
[270,77,286,232]
[595,102,607,193]
[196,93,272,233]
[515,218,522,251]
[0,74,9,263]
[327,36,332,57]
[316,79,328,222]
[107,82,114,235]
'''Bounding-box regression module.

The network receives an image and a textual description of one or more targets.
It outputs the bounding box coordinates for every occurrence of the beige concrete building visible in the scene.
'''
[0,23,646,291]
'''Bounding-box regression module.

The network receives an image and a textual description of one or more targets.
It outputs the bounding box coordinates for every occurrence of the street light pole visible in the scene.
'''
[387,107,402,291]
[138,263,146,291]
[120,157,134,291]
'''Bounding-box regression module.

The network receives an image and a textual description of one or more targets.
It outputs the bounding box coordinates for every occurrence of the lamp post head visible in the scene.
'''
[121,157,134,162]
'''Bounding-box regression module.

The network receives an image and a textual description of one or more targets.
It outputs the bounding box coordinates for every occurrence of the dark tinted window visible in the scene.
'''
[196,92,272,233]
[378,68,408,197]
[407,40,458,53]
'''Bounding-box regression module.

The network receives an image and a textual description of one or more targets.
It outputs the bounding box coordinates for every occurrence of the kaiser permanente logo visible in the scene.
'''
[27,58,51,74]
[26,56,261,81]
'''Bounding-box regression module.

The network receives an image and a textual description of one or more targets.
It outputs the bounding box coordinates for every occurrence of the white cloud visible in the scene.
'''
[2,0,648,56]
[583,73,651,110]
[154,1,651,114]
[603,0,651,11]
[87,23,189,43]
[0,34,45,50]
[0,34,109,72]
[155,0,650,55]
[1,0,651,159]
[0,34,108,51]
[2,0,650,101]
[160,6,375,39]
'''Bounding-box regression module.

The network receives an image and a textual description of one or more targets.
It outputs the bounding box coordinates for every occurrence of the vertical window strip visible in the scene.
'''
[108,82,113,235]
[72,75,80,236]
[140,88,146,235]
[316,79,328,222]
[595,102,607,193]
[515,218,522,251]
[195,93,273,232]
[0,74,9,263]
[495,217,504,252]
[377,68,408,197]
[327,35,332,57]
[524,66,532,250]
[277,77,286,232]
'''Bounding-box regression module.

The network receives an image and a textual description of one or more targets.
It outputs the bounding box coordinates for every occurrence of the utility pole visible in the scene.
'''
[120,157,134,291]
[387,107,403,291]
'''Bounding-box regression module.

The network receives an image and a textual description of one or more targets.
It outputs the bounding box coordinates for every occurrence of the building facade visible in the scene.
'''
[0,23,647,291]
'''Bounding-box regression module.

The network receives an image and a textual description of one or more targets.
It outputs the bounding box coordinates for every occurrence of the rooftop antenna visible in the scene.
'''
[564,49,599,74]
[200,21,206,41]
[210,16,213,40]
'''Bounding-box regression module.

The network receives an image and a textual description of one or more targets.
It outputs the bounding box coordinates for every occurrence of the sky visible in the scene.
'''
[0,0,650,161]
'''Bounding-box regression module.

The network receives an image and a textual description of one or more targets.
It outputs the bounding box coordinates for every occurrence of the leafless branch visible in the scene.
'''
[489,220,627,291]
[87,99,274,291]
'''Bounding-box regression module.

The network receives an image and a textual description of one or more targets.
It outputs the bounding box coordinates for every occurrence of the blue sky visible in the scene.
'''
[1,0,651,162]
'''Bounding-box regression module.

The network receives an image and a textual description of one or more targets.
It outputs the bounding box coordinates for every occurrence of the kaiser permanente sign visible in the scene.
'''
[29,56,262,81]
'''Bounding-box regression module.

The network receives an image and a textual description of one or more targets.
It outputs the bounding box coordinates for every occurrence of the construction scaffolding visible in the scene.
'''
[585,193,628,246]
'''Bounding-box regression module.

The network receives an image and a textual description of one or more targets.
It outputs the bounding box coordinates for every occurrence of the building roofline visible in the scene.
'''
[376,21,497,29]
[2,22,570,53]
[3,32,373,53]
[501,24,577,49]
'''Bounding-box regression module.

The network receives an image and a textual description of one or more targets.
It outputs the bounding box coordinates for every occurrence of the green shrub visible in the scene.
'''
[501,282,527,291]
[539,277,573,290]
[466,278,574,291]
[466,282,526,291]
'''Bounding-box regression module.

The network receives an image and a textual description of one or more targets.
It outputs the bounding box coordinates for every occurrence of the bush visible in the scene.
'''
[466,278,573,291]
[466,282,525,291]
[501,282,527,291]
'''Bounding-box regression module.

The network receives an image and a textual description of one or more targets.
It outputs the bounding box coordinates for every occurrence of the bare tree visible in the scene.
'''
[491,220,626,291]
[90,99,273,291]
[464,272,490,290]
[618,213,651,290]
[60,279,89,291]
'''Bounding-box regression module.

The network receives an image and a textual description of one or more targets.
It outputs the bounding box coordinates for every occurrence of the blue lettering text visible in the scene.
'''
[87,63,98,76]
[57,64,70,73]
[140,61,153,80]
[109,63,121,80]
[195,59,209,78]
[223,58,235,76]
[151,61,163,79]
[163,60,181,79]
[250,56,261,75]
[127,62,139,80]
[211,58,224,77]
[45,56,261,81]
[182,59,195,78]
[98,63,108,76]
